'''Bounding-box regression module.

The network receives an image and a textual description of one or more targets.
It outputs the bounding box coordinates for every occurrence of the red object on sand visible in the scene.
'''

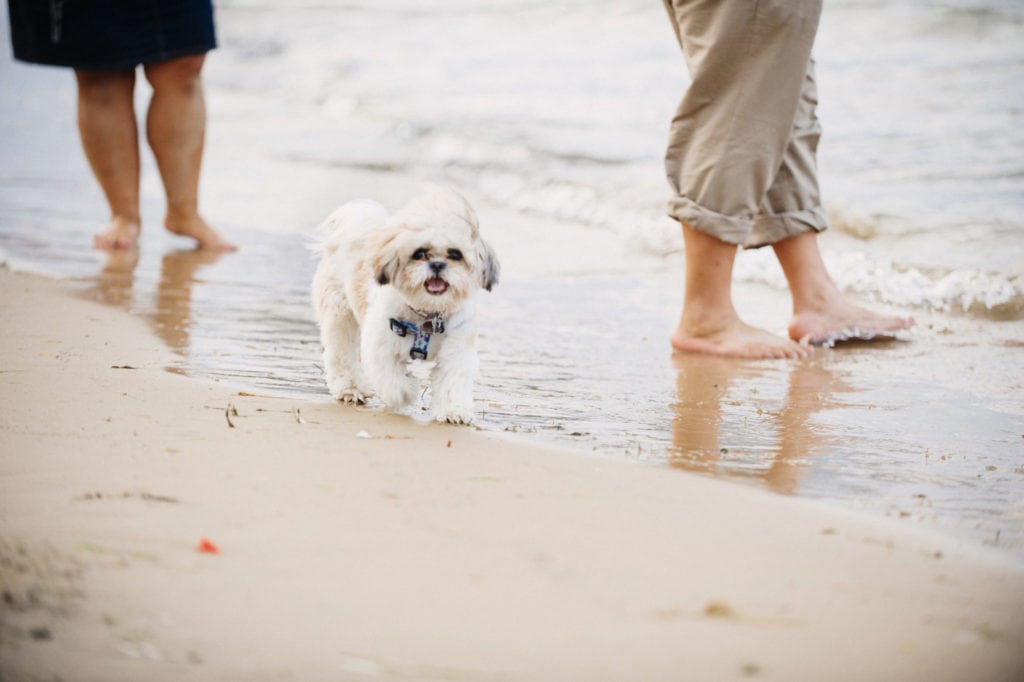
[196,537,220,555]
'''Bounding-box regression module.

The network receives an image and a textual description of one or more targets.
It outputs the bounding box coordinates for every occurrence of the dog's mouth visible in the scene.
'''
[424,277,449,295]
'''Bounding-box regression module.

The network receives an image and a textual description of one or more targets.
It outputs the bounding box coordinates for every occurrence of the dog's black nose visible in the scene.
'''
[429,260,447,274]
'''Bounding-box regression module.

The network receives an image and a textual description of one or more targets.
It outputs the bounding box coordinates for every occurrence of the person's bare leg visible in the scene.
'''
[76,69,142,249]
[143,54,236,251]
[671,224,812,359]
[773,231,913,345]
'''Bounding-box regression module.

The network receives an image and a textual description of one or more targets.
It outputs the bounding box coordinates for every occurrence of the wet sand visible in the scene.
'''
[3,266,1024,681]
[10,229,1021,558]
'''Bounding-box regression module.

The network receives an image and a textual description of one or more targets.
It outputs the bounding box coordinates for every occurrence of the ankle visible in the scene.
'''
[165,207,201,227]
[791,281,847,316]
[109,213,141,228]
[678,305,741,338]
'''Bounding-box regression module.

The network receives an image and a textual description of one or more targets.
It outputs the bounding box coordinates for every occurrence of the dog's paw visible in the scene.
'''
[329,384,370,404]
[436,409,473,426]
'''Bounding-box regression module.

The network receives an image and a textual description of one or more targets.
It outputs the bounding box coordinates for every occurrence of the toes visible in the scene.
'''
[329,385,370,404]
[93,231,138,250]
[437,411,473,425]
[744,341,812,360]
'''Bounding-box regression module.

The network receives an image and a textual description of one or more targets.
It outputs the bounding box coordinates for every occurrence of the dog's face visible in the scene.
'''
[372,189,499,315]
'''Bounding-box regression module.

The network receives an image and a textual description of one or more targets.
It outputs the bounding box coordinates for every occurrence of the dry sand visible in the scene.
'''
[1,264,1023,682]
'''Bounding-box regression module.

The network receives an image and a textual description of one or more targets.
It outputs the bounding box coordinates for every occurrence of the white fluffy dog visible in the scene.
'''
[311,187,499,424]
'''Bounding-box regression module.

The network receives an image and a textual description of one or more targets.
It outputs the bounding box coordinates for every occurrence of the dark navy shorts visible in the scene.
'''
[7,0,216,71]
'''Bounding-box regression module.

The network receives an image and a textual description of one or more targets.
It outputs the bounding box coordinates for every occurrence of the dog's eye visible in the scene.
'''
[412,248,428,261]
[447,249,463,261]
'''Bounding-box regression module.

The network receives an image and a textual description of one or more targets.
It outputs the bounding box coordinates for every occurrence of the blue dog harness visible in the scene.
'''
[389,313,445,360]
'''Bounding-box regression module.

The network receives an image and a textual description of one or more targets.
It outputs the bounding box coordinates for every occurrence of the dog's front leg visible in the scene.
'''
[362,326,419,412]
[319,307,372,404]
[430,343,479,425]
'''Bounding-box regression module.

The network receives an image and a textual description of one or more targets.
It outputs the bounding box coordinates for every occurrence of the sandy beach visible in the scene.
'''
[3,1,1024,679]
[2,265,1023,681]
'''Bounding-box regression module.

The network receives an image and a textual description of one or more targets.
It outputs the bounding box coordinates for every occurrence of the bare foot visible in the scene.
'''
[93,215,141,250]
[789,299,914,347]
[772,231,913,347]
[165,213,237,251]
[672,318,813,359]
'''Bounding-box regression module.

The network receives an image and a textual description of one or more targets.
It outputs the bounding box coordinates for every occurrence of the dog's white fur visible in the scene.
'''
[311,186,499,424]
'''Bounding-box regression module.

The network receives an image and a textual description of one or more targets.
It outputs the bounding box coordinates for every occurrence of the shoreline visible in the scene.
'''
[2,265,1023,681]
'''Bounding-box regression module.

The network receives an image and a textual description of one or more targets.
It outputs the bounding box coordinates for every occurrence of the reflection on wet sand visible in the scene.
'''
[152,249,224,353]
[89,248,224,356]
[90,249,139,309]
[669,354,853,495]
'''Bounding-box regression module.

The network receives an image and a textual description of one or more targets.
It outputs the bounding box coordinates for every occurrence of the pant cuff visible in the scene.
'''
[745,206,828,249]
[667,196,752,246]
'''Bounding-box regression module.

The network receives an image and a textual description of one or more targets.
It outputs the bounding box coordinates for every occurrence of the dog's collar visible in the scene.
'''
[406,306,446,333]
[389,311,445,360]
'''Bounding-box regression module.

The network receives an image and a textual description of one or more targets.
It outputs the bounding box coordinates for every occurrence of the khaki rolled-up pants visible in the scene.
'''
[663,0,827,248]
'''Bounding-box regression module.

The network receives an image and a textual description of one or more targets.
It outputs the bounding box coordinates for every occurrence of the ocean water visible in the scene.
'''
[203,0,1024,310]
[1,1,1022,557]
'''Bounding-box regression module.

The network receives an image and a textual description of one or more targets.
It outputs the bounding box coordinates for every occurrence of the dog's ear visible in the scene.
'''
[371,224,403,286]
[461,196,480,239]
[375,254,400,286]
[476,238,500,292]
